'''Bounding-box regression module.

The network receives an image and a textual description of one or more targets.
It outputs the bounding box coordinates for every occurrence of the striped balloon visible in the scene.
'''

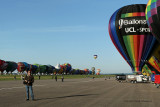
[108,4,156,72]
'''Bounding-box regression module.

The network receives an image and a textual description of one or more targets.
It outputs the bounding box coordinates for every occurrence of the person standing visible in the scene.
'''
[55,75,57,82]
[24,71,34,101]
[61,75,64,82]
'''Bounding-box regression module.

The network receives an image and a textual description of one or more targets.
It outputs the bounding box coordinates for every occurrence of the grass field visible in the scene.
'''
[0,75,115,81]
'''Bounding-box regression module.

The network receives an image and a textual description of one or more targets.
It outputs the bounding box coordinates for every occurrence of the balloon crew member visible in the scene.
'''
[55,75,57,82]
[24,71,34,101]
[14,75,16,80]
[61,75,64,82]
[38,75,40,80]
[52,75,53,79]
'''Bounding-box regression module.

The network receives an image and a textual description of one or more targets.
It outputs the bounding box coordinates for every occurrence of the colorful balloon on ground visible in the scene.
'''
[63,63,72,74]
[22,62,29,71]
[39,65,47,73]
[148,56,160,72]
[142,64,152,76]
[0,60,8,73]
[97,69,101,72]
[47,65,55,73]
[146,0,160,43]
[30,65,38,74]
[17,62,26,72]
[109,4,156,72]
[6,61,17,73]
[91,67,95,75]
[84,69,89,74]
[33,64,40,73]
[96,72,100,75]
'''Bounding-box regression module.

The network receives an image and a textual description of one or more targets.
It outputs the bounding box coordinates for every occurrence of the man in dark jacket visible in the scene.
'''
[24,70,34,101]
[55,75,57,82]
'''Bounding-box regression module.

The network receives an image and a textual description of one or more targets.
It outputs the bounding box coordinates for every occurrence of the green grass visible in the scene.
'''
[0,75,115,81]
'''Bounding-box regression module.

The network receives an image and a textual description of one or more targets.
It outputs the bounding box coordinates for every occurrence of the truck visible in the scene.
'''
[116,74,149,83]
[116,74,126,82]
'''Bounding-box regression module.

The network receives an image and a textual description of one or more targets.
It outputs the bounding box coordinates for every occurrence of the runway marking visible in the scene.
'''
[69,80,105,83]
[0,86,25,91]
[0,85,45,91]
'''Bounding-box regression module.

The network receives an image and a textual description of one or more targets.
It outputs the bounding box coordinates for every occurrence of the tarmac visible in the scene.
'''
[0,77,160,107]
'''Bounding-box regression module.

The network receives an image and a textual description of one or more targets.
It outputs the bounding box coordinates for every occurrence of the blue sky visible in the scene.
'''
[0,0,149,74]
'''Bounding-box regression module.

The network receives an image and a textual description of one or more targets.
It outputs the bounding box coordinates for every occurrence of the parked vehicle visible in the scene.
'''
[127,75,148,83]
[116,75,126,82]
[116,75,149,83]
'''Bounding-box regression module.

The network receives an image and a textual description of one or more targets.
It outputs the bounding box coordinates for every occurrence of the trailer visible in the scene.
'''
[116,75,149,83]
[127,75,148,83]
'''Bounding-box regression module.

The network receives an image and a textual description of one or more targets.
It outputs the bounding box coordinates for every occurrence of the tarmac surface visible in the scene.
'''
[0,77,160,107]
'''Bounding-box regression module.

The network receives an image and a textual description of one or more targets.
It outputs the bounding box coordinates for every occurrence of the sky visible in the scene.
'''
[0,0,149,74]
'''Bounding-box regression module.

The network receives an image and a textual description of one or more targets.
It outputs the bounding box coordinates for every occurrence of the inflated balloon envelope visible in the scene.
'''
[109,4,156,72]
[17,62,26,72]
[0,60,8,72]
[142,64,152,76]
[146,0,160,43]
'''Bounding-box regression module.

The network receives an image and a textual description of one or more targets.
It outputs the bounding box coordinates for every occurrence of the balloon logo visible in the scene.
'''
[146,0,160,42]
[108,4,156,72]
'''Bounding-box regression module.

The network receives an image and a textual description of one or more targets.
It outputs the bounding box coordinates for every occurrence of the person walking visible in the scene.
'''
[24,71,34,101]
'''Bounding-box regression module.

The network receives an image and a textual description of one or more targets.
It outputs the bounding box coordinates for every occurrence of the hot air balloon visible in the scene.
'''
[96,72,100,75]
[63,63,72,74]
[30,65,38,74]
[91,67,95,75]
[94,55,98,59]
[33,64,41,74]
[142,64,152,76]
[88,70,92,75]
[0,60,8,74]
[108,4,156,72]
[6,61,17,74]
[97,69,101,72]
[17,62,26,73]
[96,69,101,75]
[22,62,29,71]
[84,69,89,74]
[148,56,160,72]
[39,65,47,74]
[146,0,160,43]
[75,69,80,74]
[59,65,64,74]
[47,65,55,74]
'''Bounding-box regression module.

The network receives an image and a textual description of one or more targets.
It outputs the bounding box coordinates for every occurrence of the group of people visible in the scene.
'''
[23,71,64,101]
[55,75,64,82]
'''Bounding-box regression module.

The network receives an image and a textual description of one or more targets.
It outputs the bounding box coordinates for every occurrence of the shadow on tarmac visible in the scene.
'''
[35,94,98,101]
